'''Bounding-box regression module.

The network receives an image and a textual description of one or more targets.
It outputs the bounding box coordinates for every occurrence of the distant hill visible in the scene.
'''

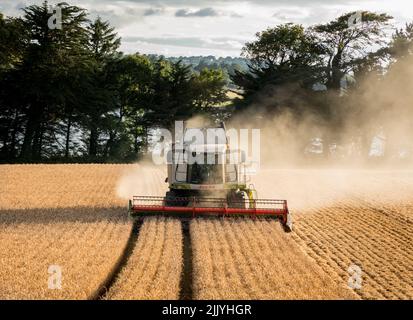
[145,54,250,88]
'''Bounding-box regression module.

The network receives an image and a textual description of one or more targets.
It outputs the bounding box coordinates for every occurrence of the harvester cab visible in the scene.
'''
[129,122,292,232]
[165,124,252,202]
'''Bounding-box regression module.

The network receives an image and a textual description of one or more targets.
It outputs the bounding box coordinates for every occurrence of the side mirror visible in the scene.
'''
[165,177,169,183]
[167,150,173,164]
[241,150,247,163]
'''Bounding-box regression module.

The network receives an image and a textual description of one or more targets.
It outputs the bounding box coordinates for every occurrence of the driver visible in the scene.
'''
[191,162,202,183]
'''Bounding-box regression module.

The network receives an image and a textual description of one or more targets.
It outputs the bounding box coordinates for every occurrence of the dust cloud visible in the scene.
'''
[117,55,413,205]
[225,54,413,210]
[227,54,413,169]
[116,159,167,200]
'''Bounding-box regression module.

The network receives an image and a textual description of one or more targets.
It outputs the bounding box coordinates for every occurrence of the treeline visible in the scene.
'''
[1,3,413,163]
[147,54,250,87]
[231,13,413,161]
[0,2,228,163]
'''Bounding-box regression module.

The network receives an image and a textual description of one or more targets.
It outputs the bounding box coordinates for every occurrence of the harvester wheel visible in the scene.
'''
[227,191,247,210]
[165,191,176,206]
[165,191,189,207]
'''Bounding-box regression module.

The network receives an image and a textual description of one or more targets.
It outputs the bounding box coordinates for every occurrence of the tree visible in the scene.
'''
[0,14,27,70]
[388,23,413,59]
[0,13,28,160]
[137,59,229,149]
[312,11,392,90]
[87,17,121,63]
[243,24,319,69]
[106,54,153,156]
[15,1,89,160]
[82,17,121,159]
[192,68,228,110]
[232,23,323,113]
[143,60,193,130]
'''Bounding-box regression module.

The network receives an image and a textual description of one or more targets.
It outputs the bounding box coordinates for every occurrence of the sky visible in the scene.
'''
[1,0,412,57]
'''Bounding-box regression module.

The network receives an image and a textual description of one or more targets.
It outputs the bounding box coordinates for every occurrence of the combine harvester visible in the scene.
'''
[129,123,292,232]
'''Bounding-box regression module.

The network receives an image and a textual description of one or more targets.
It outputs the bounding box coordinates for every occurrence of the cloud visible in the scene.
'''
[1,0,411,57]
[231,13,244,18]
[174,7,242,18]
[143,7,165,16]
[88,6,150,28]
[175,7,218,17]
[273,8,308,21]
[0,1,26,17]
[68,0,364,5]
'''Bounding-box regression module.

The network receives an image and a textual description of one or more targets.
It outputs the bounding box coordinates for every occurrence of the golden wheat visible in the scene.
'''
[254,169,413,300]
[2,164,413,300]
[0,208,132,299]
[0,164,135,299]
[293,203,413,299]
[191,218,357,299]
[105,217,182,300]
[0,164,137,209]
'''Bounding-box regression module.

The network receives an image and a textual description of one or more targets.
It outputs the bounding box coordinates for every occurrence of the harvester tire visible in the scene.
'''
[227,191,247,209]
[165,191,189,207]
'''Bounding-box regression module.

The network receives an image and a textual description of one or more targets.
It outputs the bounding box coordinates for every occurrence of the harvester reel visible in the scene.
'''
[129,195,293,232]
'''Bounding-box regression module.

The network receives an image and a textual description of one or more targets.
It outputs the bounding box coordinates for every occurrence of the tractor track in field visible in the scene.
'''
[92,216,194,300]
[91,219,143,300]
[179,220,194,300]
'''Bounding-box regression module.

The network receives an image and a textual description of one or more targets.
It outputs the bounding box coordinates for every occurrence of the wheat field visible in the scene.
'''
[254,169,413,300]
[0,165,134,299]
[105,217,182,300]
[1,164,413,299]
[0,208,131,299]
[191,218,357,299]
[293,203,413,299]
[0,164,127,209]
